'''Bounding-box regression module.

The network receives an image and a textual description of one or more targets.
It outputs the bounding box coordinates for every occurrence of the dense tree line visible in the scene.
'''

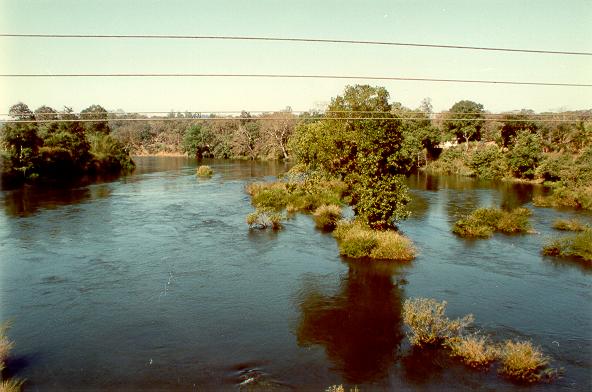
[0,103,134,185]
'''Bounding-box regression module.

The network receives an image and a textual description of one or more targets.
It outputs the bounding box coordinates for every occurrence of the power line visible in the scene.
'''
[3,110,586,117]
[1,33,590,56]
[1,73,590,87]
[1,117,586,124]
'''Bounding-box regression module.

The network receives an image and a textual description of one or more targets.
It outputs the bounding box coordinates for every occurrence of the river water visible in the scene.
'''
[0,157,590,391]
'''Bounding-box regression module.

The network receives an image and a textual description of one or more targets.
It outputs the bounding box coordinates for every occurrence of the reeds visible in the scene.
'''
[0,322,22,392]
[246,210,284,230]
[498,340,551,383]
[402,298,556,383]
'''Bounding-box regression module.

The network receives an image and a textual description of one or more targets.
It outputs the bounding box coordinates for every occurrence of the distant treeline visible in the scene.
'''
[0,103,134,186]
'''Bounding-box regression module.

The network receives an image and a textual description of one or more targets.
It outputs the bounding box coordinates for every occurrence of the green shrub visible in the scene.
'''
[452,207,532,238]
[402,298,474,347]
[469,145,507,179]
[196,165,213,177]
[447,335,499,368]
[533,185,592,210]
[498,340,553,383]
[313,204,342,231]
[543,230,592,262]
[552,218,588,232]
[333,220,415,261]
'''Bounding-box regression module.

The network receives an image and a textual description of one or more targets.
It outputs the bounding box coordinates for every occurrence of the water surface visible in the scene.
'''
[0,157,590,391]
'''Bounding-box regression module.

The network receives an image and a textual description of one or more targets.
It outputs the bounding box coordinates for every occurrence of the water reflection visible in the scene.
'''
[295,261,406,384]
[2,184,112,217]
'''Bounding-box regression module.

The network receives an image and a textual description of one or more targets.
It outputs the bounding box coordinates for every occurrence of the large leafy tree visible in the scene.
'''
[444,100,485,148]
[1,103,41,179]
[80,104,110,135]
[292,85,414,229]
[500,110,538,147]
[182,124,212,159]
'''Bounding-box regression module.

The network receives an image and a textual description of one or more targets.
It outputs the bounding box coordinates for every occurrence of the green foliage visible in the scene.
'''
[542,229,592,262]
[452,207,532,238]
[533,184,592,210]
[468,145,507,179]
[402,298,474,347]
[507,132,542,179]
[80,104,110,135]
[500,110,538,147]
[182,124,212,158]
[443,100,485,145]
[88,133,135,173]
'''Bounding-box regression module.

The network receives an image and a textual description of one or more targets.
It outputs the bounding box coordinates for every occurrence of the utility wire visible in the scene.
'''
[1,117,586,124]
[1,73,590,87]
[3,110,586,117]
[1,33,590,56]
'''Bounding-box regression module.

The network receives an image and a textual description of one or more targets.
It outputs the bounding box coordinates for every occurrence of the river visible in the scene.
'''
[0,157,590,391]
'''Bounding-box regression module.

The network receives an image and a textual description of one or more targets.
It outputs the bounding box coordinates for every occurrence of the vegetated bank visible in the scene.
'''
[0,103,134,187]
[452,207,533,238]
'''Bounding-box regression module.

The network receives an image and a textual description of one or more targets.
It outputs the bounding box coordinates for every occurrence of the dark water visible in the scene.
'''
[0,157,590,391]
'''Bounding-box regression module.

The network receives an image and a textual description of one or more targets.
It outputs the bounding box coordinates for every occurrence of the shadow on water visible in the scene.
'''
[295,260,406,384]
[1,183,112,218]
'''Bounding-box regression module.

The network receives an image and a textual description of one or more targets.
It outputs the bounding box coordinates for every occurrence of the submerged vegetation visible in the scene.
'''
[402,298,556,383]
[196,165,213,177]
[542,229,592,262]
[452,207,532,238]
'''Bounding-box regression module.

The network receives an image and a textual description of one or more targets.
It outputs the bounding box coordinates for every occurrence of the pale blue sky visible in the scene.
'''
[1,0,591,114]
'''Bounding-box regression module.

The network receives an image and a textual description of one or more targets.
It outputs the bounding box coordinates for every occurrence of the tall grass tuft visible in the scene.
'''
[196,165,213,177]
[402,298,474,347]
[542,229,592,262]
[552,218,588,232]
[447,335,499,368]
[0,322,23,392]
[333,220,415,261]
[452,207,532,238]
[326,385,360,392]
[246,210,284,230]
[498,340,553,383]
[313,204,343,231]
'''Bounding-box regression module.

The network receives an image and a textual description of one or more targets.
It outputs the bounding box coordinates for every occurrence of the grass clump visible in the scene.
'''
[196,165,213,177]
[402,298,474,347]
[542,229,592,262]
[0,322,23,392]
[246,210,284,230]
[313,204,342,231]
[326,385,360,392]
[452,207,532,238]
[333,220,415,261]
[498,340,553,383]
[447,335,498,368]
[552,218,588,232]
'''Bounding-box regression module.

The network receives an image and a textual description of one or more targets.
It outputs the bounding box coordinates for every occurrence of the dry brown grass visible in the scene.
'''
[447,335,499,368]
[552,218,588,232]
[402,298,474,347]
[196,165,213,177]
[498,340,552,383]
[0,379,24,392]
[326,385,360,392]
[313,204,342,231]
